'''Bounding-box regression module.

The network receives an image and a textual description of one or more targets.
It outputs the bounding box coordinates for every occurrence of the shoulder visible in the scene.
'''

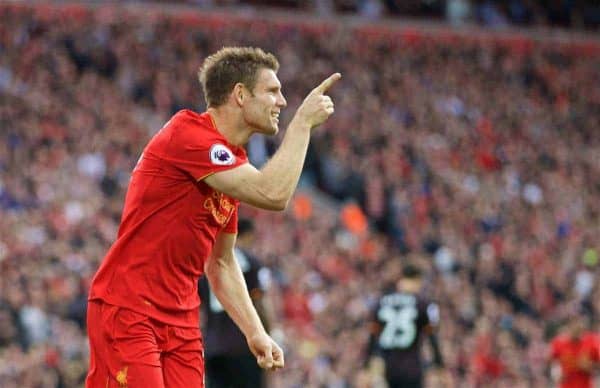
[582,332,600,345]
[167,110,227,148]
[551,334,567,348]
[168,110,212,134]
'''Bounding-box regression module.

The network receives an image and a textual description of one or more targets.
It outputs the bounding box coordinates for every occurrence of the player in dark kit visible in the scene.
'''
[199,218,271,388]
[368,264,444,388]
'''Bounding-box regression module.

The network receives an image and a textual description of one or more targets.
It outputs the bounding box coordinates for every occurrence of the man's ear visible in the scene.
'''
[233,83,245,107]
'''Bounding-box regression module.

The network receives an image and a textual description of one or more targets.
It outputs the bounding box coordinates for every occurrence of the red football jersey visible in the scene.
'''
[550,332,600,388]
[89,110,248,327]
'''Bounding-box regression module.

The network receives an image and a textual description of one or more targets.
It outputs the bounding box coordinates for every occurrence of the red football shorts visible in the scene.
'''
[86,300,204,388]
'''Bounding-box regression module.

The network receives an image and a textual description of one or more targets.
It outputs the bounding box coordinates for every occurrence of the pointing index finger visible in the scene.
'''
[314,72,341,95]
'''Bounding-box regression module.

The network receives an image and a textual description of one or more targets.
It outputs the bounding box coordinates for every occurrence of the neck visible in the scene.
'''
[400,280,421,293]
[207,106,253,146]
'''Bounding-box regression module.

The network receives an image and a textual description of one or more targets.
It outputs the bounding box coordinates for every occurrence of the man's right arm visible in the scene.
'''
[204,73,341,211]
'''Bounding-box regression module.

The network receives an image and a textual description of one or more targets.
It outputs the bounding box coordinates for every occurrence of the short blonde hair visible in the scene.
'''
[198,47,279,107]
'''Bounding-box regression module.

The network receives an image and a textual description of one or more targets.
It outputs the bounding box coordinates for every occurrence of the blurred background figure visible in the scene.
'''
[368,264,444,388]
[199,218,274,388]
[549,314,600,388]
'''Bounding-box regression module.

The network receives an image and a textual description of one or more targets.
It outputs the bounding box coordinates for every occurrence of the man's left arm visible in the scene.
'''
[204,231,284,370]
[423,302,444,368]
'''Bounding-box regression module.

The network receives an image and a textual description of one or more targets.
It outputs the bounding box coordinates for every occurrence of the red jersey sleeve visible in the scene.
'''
[160,111,247,180]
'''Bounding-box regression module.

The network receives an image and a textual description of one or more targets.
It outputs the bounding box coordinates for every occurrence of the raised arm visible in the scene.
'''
[204,73,341,211]
[204,231,284,370]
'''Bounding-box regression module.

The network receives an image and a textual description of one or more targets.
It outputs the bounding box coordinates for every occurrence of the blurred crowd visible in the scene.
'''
[0,2,599,387]
[136,0,600,30]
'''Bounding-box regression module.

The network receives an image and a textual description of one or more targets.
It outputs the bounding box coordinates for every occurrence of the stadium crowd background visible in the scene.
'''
[0,1,599,387]
[115,0,600,30]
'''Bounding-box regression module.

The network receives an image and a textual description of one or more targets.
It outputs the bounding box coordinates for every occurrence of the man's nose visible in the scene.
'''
[277,93,287,108]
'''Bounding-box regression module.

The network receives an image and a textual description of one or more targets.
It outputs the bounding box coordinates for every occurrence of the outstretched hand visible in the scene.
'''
[247,331,285,371]
[312,72,342,95]
[295,72,341,129]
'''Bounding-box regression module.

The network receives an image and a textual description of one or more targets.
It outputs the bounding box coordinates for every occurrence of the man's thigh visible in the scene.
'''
[162,326,204,388]
[86,300,164,387]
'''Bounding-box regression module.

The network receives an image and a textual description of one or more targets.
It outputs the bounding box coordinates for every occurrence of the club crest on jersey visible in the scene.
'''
[210,144,235,165]
[116,366,128,387]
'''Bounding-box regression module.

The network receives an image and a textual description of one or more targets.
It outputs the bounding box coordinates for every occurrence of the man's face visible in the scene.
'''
[568,318,586,338]
[242,68,287,136]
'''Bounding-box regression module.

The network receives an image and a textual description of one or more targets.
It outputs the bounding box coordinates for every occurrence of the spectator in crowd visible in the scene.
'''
[114,0,600,29]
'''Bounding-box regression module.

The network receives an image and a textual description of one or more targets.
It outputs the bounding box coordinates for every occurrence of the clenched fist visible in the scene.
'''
[294,73,341,129]
[247,331,285,371]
